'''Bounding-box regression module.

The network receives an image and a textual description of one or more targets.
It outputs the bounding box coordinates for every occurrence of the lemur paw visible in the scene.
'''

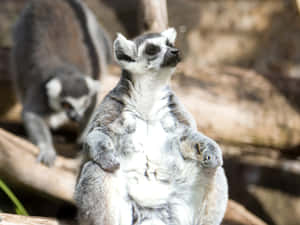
[194,139,223,169]
[181,132,224,169]
[37,146,56,167]
[86,131,120,172]
[96,151,120,172]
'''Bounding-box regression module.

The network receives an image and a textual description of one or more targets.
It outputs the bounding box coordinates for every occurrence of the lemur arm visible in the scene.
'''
[22,110,56,166]
[85,128,120,172]
[170,93,228,225]
[83,94,124,172]
[169,93,223,169]
[179,128,223,169]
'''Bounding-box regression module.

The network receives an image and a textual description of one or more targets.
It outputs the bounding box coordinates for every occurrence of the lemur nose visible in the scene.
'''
[171,48,179,55]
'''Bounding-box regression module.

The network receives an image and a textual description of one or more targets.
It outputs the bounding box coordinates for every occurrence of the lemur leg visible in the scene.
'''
[202,168,228,225]
[22,110,56,166]
[180,130,228,225]
[75,161,133,225]
[77,94,98,144]
[85,128,120,172]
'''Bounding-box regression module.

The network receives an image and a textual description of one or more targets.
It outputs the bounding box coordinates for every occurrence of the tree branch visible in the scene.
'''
[0,213,68,225]
[0,201,267,225]
[139,0,168,32]
[0,128,78,204]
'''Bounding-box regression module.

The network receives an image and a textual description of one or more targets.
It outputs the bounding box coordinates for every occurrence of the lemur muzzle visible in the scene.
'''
[162,47,181,67]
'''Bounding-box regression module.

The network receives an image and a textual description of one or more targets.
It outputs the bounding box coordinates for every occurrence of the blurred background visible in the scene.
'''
[0,0,300,225]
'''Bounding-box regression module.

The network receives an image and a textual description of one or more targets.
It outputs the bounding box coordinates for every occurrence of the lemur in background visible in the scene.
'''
[11,0,112,166]
[75,28,228,225]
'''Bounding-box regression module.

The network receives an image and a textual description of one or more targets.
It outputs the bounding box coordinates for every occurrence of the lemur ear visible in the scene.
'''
[113,33,137,64]
[85,77,100,94]
[161,28,177,45]
[46,78,62,98]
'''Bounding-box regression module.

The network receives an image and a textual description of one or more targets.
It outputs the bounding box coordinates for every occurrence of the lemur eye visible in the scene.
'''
[145,44,160,55]
[61,101,73,110]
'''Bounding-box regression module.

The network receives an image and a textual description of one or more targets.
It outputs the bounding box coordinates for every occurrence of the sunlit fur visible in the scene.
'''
[75,28,228,225]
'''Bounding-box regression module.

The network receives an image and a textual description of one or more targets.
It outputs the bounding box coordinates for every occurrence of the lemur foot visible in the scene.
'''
[86,131,120,172]
[37,145,56,167]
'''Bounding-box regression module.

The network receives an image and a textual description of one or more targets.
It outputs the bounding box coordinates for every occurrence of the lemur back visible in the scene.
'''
[11,0,112,166]
[75,29,228,225]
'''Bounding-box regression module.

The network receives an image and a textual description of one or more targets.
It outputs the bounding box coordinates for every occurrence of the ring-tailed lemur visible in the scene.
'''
[75,28,228,225]
[11,0,112,166]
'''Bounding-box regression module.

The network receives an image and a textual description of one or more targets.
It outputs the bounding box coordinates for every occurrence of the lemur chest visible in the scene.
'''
[117,115,181,207]
[108,91,185,206]
[131,118,169,160]
[116,111,178,171]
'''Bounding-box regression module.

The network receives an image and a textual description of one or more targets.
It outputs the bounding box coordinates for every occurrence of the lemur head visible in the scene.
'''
[45,73,99,122]
[113,28,180,79]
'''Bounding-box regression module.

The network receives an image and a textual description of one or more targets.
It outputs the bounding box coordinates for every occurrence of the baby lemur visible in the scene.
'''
[11,0,112,166]
[75,28,228,225]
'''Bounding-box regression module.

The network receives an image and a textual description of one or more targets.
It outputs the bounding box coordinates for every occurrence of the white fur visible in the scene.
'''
[47,111,69,129]
[46,78,62,98]
[161,28,177,45]
[121,116,174,207]
[117,110,216,224]
[115,72,201,223]
[113,33,137,68]
[123,71,171,120]
[46,78,62,111]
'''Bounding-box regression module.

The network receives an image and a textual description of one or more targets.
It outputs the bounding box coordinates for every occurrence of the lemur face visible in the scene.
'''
[46,76,99,122]
[113,28,181,75]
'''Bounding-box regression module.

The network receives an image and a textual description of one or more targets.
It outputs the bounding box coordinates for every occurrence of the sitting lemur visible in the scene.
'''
[75,28,228,225]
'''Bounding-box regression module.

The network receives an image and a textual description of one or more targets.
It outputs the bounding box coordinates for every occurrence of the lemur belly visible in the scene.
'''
[119,117,178,208]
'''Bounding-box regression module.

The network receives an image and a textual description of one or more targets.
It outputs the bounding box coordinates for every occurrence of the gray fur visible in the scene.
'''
[11,0,111,166]
[75,29,228,225]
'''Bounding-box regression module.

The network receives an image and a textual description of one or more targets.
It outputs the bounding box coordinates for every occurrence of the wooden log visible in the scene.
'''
[2,64,300,150]
[0,48,17,116]
[2,63,300,150]
[0,201,267,225]
[139,0,168,32]
[0,128,78,204]
[0,213,68,225]
[297,0,300,13]
[174,64,300,150]
[223,200,267,225]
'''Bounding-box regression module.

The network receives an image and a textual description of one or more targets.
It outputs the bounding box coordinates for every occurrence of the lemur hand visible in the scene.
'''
[85,130,120,172]
[181,132,223,169]
[37,143,57,167]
